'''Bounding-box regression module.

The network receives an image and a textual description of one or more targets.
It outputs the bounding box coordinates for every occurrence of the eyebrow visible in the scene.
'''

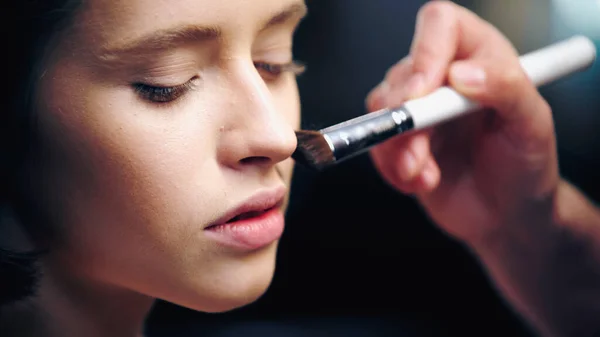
[97,2,308,62]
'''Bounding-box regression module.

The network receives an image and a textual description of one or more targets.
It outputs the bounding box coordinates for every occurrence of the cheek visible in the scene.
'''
[35,64,229,274]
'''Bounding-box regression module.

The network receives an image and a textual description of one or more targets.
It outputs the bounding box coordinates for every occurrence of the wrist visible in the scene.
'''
[463,180,600,337]
[468,179,599,258]
[466,180,565,256]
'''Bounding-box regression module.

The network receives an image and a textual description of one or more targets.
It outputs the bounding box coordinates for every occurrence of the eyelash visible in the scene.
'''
[133,60,306,105]
[133,78,199,104]
[254,60,306,80]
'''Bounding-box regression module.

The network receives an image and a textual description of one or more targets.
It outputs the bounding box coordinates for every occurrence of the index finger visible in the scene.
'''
[408,1,514,95]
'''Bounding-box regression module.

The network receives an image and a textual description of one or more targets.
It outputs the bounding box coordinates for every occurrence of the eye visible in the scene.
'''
[133,77,199,104]
[254,61,306,81]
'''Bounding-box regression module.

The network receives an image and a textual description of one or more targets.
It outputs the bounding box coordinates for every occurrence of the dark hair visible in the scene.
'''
[0,0,82,306]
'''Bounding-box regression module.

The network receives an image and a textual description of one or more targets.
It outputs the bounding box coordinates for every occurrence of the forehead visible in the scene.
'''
[72,0,306,49]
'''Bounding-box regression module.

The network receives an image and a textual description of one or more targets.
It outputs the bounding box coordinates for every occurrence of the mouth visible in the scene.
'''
[225,207,277,223]
[203,186,287,251]
[206,203,281,229]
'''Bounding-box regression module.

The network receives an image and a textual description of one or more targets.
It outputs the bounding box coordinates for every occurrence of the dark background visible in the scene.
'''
[147,1,600,336]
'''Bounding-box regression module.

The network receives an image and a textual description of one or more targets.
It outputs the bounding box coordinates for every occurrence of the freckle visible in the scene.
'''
[219,126,225,132]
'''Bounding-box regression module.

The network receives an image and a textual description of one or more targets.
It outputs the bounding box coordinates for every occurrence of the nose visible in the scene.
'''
[217,61,298,170]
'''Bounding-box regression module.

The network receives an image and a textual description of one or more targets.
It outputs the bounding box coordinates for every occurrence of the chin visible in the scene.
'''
[198,280,273,313]
[170,243,280,313]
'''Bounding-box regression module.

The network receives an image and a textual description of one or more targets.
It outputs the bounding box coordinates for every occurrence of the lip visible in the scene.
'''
[204,186,287,251]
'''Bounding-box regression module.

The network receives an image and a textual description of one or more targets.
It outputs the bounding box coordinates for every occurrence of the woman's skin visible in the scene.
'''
[8,0,305,336]
[3,0,600,336]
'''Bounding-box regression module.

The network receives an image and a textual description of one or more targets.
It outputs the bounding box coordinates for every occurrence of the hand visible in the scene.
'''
[367,1,559,246]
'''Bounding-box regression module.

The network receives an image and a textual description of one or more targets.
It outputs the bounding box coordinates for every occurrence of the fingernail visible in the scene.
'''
[370,81,390,108]
[400,151,418,180]
[421,162,438,190]
[422,169,436,189]
[378,81,390,96]
[450,63,487,88]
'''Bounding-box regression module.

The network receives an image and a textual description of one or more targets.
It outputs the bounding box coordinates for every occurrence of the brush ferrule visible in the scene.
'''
[322,107,414,162]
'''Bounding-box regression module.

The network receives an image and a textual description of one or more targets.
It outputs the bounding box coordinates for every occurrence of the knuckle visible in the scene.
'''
[412,40,439,65]
[495,63,529,91]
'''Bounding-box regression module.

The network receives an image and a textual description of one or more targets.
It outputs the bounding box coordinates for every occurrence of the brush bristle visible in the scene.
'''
[292,130,335,170]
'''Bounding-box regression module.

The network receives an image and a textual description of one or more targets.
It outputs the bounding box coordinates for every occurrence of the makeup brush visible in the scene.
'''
[293,35,597,171]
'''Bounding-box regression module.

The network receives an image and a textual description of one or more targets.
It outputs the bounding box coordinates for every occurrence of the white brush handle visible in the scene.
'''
[403,35,597,129]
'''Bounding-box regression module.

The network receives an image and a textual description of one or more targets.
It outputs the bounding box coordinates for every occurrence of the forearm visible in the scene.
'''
[470,180,600,337]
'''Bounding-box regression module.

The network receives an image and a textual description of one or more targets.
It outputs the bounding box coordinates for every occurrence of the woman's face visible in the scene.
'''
[34,0,304,312]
